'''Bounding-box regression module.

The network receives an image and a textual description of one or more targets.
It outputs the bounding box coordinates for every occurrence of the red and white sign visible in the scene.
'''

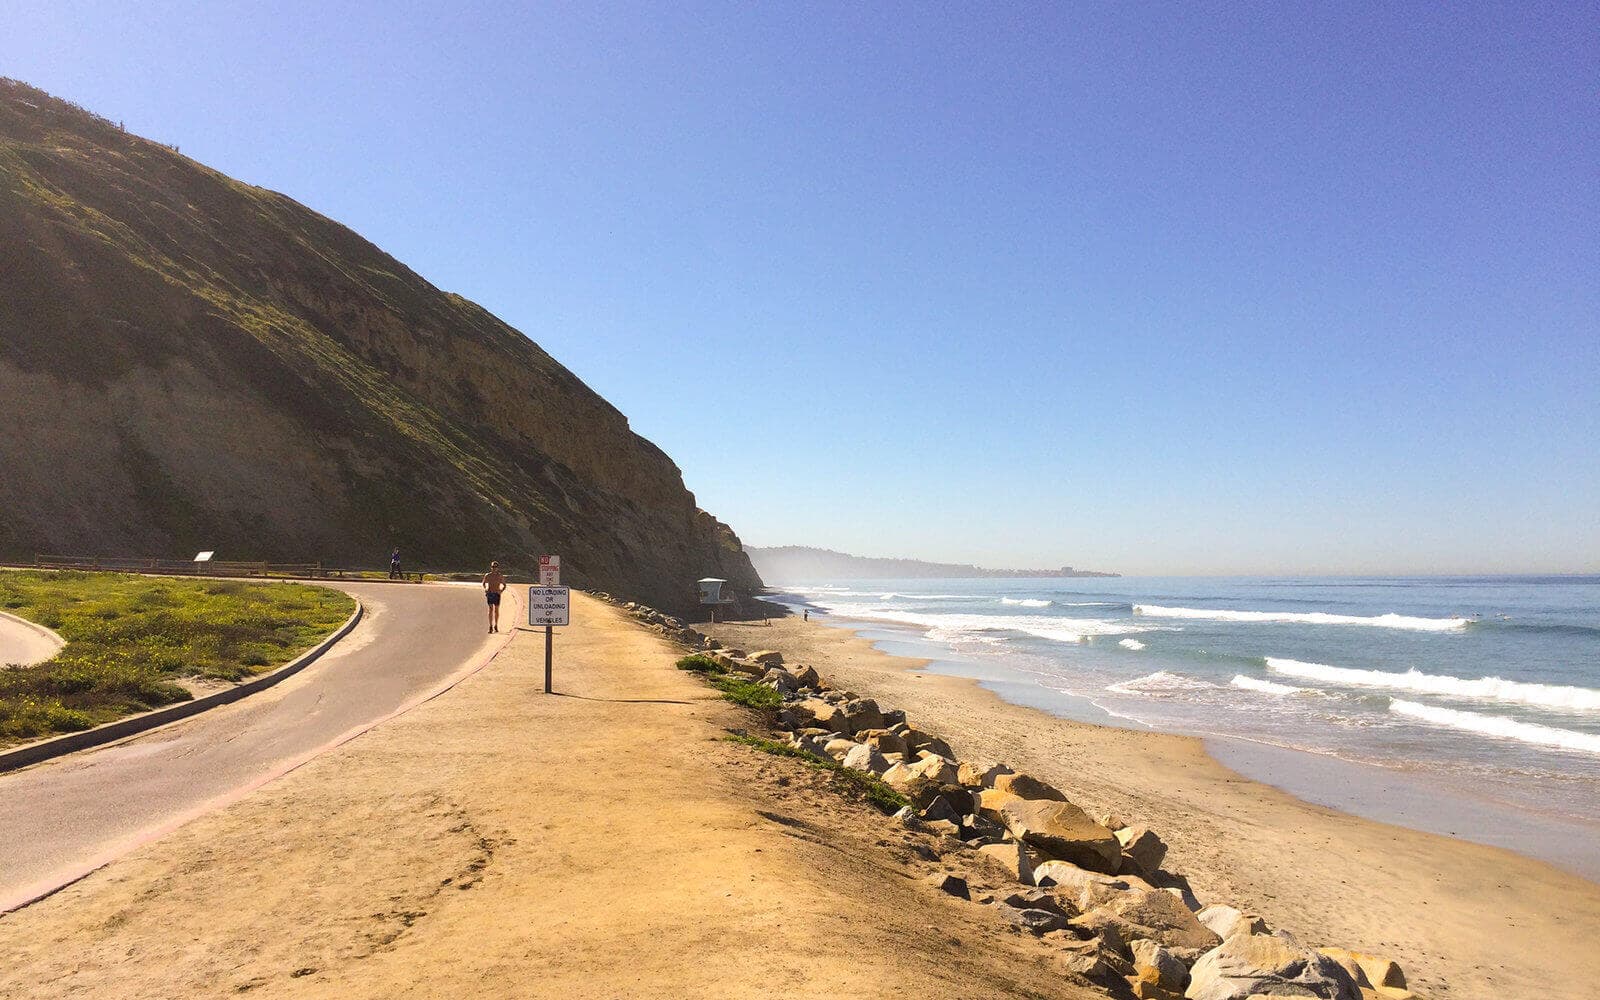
[538,554,561,586]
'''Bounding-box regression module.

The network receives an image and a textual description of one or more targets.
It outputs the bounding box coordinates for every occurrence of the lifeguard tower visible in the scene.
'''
[697,577,735,622]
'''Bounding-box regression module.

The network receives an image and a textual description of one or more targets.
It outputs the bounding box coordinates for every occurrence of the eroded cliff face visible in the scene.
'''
[0,79,760,610]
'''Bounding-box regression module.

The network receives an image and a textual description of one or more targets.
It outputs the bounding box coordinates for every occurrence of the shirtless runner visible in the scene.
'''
[483,561,507,633]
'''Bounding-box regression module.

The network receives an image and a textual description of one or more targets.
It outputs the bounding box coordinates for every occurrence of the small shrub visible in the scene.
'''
[675,654,724,674]
[711,675,783,710]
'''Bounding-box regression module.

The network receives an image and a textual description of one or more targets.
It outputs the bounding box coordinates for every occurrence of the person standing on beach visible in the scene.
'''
[389,548,402,580]
[803,609,809,622]
[482,561,507,633]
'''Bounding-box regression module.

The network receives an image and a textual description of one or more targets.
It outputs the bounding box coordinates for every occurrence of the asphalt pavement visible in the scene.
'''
[0,581,515,911]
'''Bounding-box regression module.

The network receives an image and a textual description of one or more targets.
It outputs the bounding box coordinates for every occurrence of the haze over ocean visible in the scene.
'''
[777,574,1600,872]
[5,2,1595,576]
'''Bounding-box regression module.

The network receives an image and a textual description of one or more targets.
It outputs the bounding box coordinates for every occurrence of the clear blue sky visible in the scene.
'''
[6,2,1597,574]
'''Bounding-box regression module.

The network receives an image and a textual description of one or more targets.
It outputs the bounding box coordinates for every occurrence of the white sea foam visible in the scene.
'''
[1231,675,1310,696]
[1001,597,1053,608]
[1108,671,1217,695]
[809,604,1147,646]
[1266,658,1600,714]
[1133,605,1469,632]
[1389,700,1600,756]
[1118,638,1147,651]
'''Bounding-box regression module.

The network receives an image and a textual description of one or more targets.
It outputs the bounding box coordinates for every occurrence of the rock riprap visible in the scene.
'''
[638,605,1433,1000]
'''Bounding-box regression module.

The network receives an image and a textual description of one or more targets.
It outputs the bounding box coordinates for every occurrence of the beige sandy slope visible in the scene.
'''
[702,615,1600,1000]
[0,595,1101,1000]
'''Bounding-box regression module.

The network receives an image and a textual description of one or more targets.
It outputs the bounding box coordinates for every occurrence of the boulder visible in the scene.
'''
[1003,889,1071,917]
[785,664,820,688]
[977,841,1037,885]
[999,799,1123,873]
[906,754,959,785]
[923,818,962,839]
[798,698,847,732]
[1058,935,1132,980]
[703,638,722,650]
[723,648,748,659]
[823,738,859,760]
[1080,889,1220,952]
[880,762,917,788]
[920,794,962,824]
[839,698,885,734]
[1032,861,1134,910]
[903,725,955,759]
[992,771,1069,802]
[926,872,970,900]
[1196,905,1269,941]
[841,743,890,774]
[1185,932,1361,1000]
[958,761,1015,788]
[749,650,784,666]
[1130,940,1189,996]
[881,708,907,727]
[860,729,908,755]
[761,669,799,694]
[1316,948,1409,995]
[977,787,1025,822]
[999,905,1070,935]
[730,659,767,678]
[1116,824,1169,875]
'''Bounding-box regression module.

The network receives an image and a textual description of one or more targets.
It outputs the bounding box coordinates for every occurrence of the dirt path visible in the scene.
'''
[0,594,1098,999]
[702,615,1600,1000]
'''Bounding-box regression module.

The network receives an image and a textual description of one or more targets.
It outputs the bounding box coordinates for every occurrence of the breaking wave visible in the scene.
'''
[1133,605,1470,632]
[1231,675,1311,696]
[1001,597,1053,607]
[1108,671,1217,695]
[1389,701,1600,756]
[1118,638,1146,651]
[1266,658,1600,714]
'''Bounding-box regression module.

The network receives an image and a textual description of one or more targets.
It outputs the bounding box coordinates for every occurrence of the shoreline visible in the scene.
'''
[806,609,1600,881]
[705,607,1600,1000]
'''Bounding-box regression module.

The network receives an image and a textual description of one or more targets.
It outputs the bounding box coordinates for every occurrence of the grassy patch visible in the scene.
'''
[0,571,355,745]
[675,653,723,673]
[675,653,783,710]
[724,733,911,814]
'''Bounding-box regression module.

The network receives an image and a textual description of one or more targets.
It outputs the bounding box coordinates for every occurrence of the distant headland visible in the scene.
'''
[746,545,1119,581]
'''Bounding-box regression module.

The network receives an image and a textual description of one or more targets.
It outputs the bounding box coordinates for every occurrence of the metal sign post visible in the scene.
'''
[527,585,570,694]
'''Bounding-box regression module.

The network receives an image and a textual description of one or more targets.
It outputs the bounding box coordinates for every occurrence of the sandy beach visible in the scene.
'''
[0,593,1102,999]
[702,611,1600,1000]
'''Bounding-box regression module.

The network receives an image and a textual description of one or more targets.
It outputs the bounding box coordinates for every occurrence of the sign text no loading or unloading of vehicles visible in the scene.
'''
[527,586,570,627]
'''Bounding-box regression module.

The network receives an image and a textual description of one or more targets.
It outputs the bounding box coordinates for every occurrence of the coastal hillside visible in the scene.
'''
[0,79,759,610]
[748,546,1118,581]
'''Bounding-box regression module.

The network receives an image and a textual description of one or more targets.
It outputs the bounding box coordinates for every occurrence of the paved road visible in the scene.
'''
[0,612,63,667]
[0,581,514,910]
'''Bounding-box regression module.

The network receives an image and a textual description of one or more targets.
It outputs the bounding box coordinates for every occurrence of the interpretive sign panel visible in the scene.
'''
[527,586,570,627]
[539,554,561,586]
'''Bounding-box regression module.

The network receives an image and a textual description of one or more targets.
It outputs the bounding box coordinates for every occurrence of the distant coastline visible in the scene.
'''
[746,545,1119,580]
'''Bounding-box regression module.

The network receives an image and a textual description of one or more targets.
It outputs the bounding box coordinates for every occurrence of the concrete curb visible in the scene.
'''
[0,609,66,663]
[0,600,365,774]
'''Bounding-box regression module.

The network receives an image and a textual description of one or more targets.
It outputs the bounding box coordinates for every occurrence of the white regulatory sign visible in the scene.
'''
[527,586,570,627]
[538,554,561,586]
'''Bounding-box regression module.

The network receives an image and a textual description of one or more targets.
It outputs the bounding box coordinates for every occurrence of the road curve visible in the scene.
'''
[0,581,518,911]
[0,611,64,667]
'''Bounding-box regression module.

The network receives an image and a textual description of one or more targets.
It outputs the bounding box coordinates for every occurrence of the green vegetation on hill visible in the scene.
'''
[0,571,354,744]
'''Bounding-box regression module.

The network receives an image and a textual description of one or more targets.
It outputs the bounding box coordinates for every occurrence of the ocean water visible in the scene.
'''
[774,576,1600,865]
